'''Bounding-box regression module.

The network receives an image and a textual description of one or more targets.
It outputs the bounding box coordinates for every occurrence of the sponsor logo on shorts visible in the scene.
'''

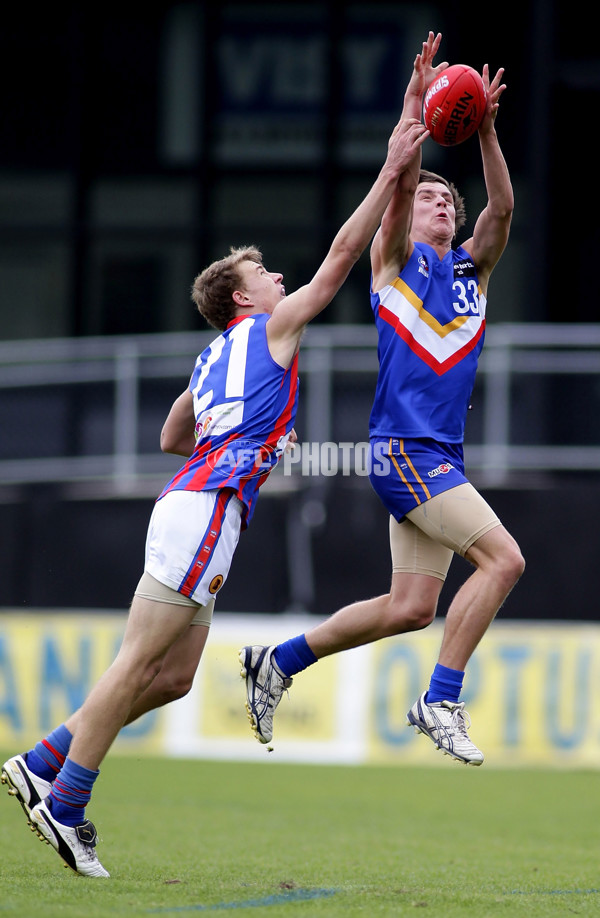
[209,574,224,594]
[427,462,455,478]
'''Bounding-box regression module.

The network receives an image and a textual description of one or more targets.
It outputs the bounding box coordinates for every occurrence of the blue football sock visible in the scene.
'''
[47,757,99,827]
[25,724,73,782]
[425,663,464,704]
[273,634,318,678]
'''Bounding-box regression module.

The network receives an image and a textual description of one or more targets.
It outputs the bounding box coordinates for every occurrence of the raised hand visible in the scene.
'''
[479,64,507,132]
[405,31,449,108]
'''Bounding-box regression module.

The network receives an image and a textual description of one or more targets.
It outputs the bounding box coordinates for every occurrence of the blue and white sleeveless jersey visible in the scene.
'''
[159,314,299,527]
[369,242,486,443]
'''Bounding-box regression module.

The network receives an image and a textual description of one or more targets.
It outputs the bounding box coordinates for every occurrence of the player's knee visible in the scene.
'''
[150,669,195,706]
[116,652,164,697]
[403,603,437,632]
[161,681,194,705]
[169,672,196,702]
[386,594,436,634]
[503,543,525,580]
[135,660,165,697]
[493,543,525,593]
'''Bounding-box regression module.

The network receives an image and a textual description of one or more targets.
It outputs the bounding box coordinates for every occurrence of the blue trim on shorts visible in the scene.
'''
[179,490,234,597]
[369,437,468,522]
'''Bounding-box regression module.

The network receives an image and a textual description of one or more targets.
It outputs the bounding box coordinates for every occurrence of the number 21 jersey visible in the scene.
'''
[159,314,298,527]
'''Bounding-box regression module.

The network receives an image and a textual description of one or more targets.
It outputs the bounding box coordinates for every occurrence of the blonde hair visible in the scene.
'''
[191,245,263,331]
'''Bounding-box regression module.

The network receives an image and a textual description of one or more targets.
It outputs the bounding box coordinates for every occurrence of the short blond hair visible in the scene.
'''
[191,245,263,331]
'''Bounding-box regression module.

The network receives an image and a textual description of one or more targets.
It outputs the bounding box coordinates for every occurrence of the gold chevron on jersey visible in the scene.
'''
[378,276,486,376]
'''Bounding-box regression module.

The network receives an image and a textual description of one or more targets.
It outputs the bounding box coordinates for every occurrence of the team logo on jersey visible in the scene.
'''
[453,259,476,278]
[418,255,429,278]
[209,574,224,594]
[195,415,212,440]
[427,462,455,478]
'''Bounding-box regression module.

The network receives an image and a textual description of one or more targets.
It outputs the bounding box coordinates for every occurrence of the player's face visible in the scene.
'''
[411,182,456,245]
[237,260,286,313]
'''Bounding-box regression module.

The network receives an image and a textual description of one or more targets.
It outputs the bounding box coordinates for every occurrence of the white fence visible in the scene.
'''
[1,323,600,491]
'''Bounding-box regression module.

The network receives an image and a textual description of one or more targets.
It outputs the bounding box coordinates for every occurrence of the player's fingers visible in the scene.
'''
[413,128,430,148]
[390,117,419,141]
[488,67,505,91]
[407,121,429,140]
[488,83,507,107]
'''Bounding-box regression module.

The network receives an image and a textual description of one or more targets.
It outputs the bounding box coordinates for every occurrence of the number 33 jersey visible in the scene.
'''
[159,314,298,527]
[369,242,486,444]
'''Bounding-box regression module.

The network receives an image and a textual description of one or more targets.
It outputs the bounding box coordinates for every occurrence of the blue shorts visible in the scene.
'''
[369,437,469,523]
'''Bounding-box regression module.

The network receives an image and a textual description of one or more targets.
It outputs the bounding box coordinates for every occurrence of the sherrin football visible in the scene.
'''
[423,64,487,147]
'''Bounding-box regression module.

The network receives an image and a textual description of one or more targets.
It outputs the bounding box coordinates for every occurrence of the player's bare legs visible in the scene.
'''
[26,595,201,877]
[239,572,443,744]
[407,525,524,765]
[61,619,209,739]
[126,622,209,722]
[303,572,443,658]
[64,596,200,769]
[241,522,524,762]
[301,524,523,663]
[437,525,525,670]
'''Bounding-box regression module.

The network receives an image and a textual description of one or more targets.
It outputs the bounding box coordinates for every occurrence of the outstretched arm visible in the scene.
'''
[265,117,429,368]
[461,65,514,294]
[401,31,448,121]
[370,32,447,291]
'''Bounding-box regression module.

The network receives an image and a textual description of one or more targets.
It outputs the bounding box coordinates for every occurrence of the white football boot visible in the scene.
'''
[239,645,293,745]
[407,691,484,765]
[1,754,53,819]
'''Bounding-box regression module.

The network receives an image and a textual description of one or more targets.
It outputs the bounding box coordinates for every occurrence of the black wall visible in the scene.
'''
[1,481,595,622]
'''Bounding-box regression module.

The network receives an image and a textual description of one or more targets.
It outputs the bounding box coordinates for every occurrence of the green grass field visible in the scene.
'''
[1,752,598,917]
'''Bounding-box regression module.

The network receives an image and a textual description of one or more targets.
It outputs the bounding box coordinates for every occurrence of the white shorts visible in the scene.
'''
[144,488,243,607]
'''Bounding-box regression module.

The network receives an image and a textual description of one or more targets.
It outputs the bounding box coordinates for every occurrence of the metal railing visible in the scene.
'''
[1,323,600,493]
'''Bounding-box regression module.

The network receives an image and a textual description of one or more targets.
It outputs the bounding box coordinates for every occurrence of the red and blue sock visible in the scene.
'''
[47,757,99,827]
[25,724,72,783]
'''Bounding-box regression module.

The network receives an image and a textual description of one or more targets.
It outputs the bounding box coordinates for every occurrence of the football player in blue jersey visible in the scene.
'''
[241,32,524,767]
[2,109,429,875]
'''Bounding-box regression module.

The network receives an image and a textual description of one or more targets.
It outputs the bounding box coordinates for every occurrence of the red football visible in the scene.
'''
[423,64,487,147]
